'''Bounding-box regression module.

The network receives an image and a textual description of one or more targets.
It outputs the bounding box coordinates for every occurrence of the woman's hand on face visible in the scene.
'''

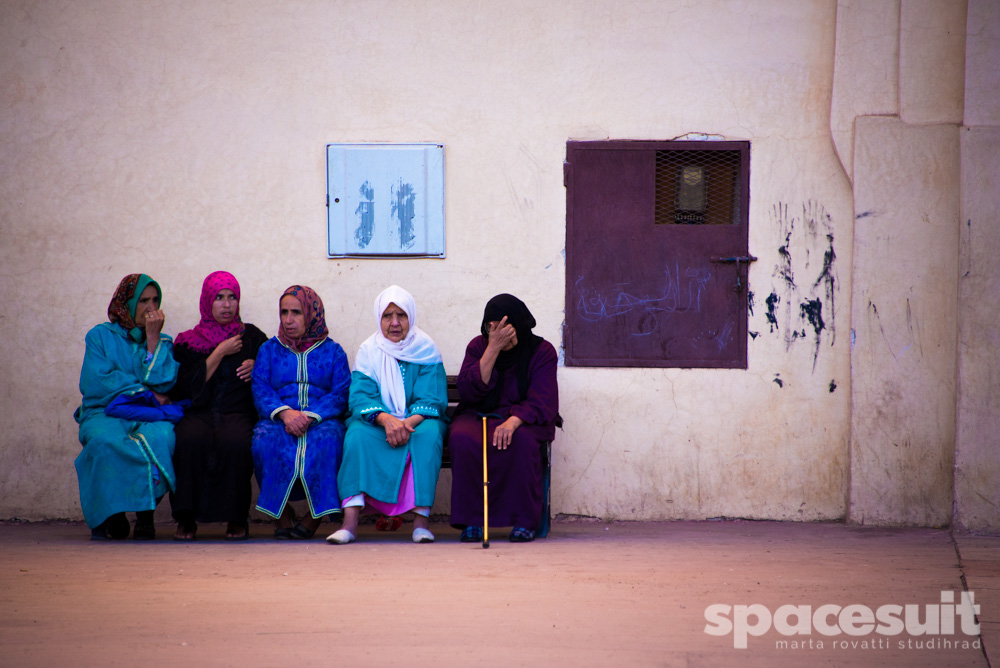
[376,413,415,447]
[144,309,166,340]
[236,359,254,382]
[279,409,312,437]
[152,391,172,406]
[215,334,244,359]
[492,415,524,450]
[486,316,517,353]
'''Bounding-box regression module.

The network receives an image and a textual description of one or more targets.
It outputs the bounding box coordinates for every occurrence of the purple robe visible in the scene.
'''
[448,335,559,530]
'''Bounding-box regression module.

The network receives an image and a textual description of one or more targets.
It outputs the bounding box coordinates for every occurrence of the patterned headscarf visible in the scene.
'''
[174,271,246,354]
[277,285,328,353]
[107,273,161,343]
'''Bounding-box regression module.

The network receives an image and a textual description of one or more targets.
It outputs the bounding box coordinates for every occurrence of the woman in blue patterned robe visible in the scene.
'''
[251,285,351,539]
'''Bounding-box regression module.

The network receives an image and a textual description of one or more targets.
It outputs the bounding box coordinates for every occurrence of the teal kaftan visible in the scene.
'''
[337,361,448,508]
[74,322,179,528]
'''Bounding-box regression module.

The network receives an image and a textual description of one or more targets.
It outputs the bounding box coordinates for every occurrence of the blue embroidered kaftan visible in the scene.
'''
[251,337,351,518]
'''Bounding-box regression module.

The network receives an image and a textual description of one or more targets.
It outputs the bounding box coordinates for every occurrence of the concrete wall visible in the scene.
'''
[0,0,995,530]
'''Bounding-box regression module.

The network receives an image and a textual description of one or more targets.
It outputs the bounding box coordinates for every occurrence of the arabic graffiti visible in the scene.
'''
[574,263,712,337]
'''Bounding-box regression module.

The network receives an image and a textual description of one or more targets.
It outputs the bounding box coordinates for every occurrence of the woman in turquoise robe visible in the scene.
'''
[74,274,179,540]
[328,285,447,545]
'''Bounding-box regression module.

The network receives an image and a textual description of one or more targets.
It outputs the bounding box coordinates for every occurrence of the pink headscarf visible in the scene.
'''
[174,271,246,354]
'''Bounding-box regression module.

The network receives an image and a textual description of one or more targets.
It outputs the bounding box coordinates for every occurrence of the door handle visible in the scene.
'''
[710,255,757,289]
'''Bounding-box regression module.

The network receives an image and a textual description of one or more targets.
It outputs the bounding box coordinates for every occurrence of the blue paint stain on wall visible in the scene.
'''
[391,179,417,249]
[354,181,375,248]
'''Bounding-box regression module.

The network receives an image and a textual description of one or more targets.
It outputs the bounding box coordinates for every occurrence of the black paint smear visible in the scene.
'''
[813,234,837,346]
[800,298,825,371]
[776,234,795,289]
[855,210,876,219]
[765,293,780,333]
[749,330,759,340]
[868,300,898,359]
[829,380,837,393]
[747,290,755,317]
[773,374,783,388]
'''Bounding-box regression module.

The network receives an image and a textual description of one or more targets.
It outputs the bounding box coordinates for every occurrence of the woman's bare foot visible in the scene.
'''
[341,506,361,534]
[274,505,295,539]
[174,521,196,541]
[276,505,295,530]
[225,521,249,540]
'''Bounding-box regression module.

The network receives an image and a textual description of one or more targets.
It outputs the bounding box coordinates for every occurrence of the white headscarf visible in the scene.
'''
[354,285,443,418]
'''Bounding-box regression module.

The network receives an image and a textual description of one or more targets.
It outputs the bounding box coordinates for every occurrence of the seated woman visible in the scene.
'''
[448,294,560,543]
[327,285,448,545]
[75,274,180,540]
[251,285,351,539]
[169,271,267,541]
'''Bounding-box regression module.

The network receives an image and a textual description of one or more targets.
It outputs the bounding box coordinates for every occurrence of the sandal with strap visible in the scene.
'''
[133,511,156,541]
[91,512,130,541]
[460,526,483,543]
[290,522,318,540]
[509,527,536,543]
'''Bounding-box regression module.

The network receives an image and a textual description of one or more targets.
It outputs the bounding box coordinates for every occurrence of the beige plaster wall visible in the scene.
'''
[955,127,1000,533]
[848,118,960,526]
[954,0,1000,533]
[0,0,866,524]
[831,0,899,185]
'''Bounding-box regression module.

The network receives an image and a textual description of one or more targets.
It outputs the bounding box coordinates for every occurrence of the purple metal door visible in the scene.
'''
[565,140,751,368]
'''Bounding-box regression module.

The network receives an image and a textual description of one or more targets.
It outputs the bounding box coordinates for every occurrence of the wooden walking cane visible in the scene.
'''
[482,415,490,549]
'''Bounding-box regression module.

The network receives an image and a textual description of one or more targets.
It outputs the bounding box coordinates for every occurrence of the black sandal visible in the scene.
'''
[289,522,317,540]
[91,512,130,541]
[273,527,293,540]
[133,511,156,541]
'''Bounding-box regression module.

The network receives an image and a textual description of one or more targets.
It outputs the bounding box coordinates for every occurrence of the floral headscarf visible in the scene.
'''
[277,285,328,353]
[107,273,161,343]
[174,271,246,354]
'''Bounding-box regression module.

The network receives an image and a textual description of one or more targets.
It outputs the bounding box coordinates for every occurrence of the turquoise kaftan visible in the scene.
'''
[337,361,448,508]
[74,322,179,528]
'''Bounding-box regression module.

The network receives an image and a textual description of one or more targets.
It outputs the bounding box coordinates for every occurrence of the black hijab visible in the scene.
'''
[481,294,543,411]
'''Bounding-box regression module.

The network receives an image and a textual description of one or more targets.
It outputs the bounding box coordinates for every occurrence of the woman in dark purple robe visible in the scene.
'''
[448,294,560,542]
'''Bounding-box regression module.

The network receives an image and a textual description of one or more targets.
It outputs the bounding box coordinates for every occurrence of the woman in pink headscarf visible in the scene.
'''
[169,271,267,541]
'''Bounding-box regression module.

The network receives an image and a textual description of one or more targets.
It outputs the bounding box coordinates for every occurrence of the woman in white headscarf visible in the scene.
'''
[328,285,448,545]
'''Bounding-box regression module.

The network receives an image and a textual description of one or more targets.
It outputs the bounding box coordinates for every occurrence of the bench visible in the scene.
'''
[441,375,552,538]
